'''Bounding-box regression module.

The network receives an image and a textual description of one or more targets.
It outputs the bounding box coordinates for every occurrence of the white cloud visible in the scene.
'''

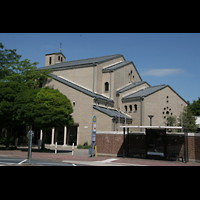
[141,69,184,77]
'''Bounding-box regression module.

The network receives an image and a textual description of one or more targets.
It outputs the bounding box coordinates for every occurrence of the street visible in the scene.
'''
[0,157,87,166]
[0,156,148,166]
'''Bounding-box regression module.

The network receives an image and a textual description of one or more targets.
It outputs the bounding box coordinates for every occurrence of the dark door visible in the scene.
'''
[146,128,166,159]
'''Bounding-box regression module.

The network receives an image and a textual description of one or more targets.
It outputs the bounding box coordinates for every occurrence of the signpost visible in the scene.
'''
[90,116,97,157]
[27,129,34,164]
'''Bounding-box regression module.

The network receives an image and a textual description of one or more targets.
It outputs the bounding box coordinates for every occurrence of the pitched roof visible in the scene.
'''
[102,61,132,72]
[93,105,132,120]
[45,52,66,58]
[37,54,123,71]
[116,81,148,94]
[122,84,167,100]
[48,74,114,103]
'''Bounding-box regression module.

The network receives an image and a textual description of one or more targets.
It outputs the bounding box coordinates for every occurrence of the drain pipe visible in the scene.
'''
[110,71,112,99]
[93,63,97,93]
[140,97,144,132]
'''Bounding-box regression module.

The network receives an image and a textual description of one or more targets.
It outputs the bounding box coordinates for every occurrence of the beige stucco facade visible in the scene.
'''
[38,53,187,146]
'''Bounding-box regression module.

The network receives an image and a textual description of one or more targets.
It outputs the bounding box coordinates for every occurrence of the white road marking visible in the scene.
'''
[95,158,118,163]
[18,159,27,165]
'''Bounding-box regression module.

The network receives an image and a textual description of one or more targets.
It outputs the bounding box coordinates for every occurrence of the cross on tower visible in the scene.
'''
[60,42,62,52]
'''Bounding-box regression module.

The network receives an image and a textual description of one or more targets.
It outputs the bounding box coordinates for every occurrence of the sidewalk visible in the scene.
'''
[0,146,200,166]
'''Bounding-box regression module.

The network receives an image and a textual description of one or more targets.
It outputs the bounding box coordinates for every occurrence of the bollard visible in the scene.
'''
[72,143,74,155]
[95,145,97,157]
[55,142,57,154]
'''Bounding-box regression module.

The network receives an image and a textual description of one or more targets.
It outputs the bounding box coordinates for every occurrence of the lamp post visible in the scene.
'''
[148,115,154,126]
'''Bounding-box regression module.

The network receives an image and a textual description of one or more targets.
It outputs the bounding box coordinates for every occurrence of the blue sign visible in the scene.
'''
[90,116,97,157]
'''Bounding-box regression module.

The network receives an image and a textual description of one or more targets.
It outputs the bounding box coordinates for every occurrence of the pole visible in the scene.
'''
[72,142,74,155]
[29,133,32,164]
[123,127,125,158]
[55,142,57,154]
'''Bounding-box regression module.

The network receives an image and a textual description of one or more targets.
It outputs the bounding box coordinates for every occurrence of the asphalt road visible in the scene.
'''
[0,157,87,166]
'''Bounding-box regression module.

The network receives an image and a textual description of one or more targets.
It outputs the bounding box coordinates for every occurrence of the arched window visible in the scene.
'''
[49,57,51,65]
[124,105,127,113]
[134,104,137,111]
[129,105,132,112]
[105,82,109,92]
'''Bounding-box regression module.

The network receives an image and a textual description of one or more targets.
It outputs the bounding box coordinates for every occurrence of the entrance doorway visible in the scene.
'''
[146,128,166,159]
[68,126,78,146]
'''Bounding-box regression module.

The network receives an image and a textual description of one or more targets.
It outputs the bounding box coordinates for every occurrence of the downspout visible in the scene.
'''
[93,63,97,93]
[110,71,112,99]
[140,97,144,132]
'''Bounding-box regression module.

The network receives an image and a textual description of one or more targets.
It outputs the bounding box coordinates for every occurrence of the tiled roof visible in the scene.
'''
[122,84,167,100]
[116,81,147,94]
[37,54,123,71]
[102,61,132,72]
[93,105,132,120]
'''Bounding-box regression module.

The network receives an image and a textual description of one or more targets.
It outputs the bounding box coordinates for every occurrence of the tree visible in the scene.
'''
[34,87,74,130]
[188,97,200,116]
[177,106,198,132]
[0,81,28,147]
[14,88,41,127]
[165,115,177,126]
[0,42,52,88]
[0,42,21,80]
[5,58,52,89]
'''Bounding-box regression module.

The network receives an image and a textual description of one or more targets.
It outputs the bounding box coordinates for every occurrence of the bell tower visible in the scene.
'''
[45,51,66,66]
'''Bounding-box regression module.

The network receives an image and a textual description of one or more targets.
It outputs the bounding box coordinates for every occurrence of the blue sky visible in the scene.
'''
[0,33,199,103]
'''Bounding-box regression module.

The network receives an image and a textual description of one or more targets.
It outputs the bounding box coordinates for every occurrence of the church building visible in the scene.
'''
[36,52,187,146]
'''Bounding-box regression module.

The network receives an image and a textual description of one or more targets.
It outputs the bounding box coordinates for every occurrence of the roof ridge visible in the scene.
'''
[37,54,123,71]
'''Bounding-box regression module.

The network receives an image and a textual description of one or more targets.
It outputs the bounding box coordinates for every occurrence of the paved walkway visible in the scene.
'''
[0,145,200,166]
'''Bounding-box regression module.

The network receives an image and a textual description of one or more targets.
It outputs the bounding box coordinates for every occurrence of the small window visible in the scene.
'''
[58,56,60,61]
[61,57,63,62]
[166,96,169,98]
[134,104,137,111]
[166,111,169,115]
[49,57,51,64]
[129,105,132,112]
[167,100,169,103]
[125,105,127,113]
[105,82,109,92]
[73,101,75,107]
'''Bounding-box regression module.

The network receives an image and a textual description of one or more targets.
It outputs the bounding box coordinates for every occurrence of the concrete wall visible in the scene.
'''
[143,86,187,127]
[45,77,114,145]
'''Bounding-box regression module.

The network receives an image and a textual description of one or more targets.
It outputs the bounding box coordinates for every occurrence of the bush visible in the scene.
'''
[77,145,83,149]
[77,142,92,149]
[83,142,88,146]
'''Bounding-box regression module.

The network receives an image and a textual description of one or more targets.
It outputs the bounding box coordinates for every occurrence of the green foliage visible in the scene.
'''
[34,87,74,129]
[0,43,74,147]
[77,142,92,149]
[188,97,200,116]
[14,88,40,126]
[177,106,198,132]
[0,42,21,80]
[0,81,28,129]
[77,145,83,149]
[164,115,177,126]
